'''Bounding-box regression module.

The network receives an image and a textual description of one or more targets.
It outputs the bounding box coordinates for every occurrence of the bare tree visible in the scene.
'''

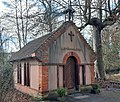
[69,0,119,79]
[2,0,38,49]
[102,22,120,76]
[1,0,120,78]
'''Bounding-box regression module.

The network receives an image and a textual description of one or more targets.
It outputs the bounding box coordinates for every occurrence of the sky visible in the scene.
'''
[0,0,17,52]
[1,0,117,52]
[0,0,91,52]
[0,0,5,12]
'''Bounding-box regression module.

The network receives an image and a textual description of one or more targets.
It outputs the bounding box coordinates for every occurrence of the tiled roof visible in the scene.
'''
[10,34,50,61]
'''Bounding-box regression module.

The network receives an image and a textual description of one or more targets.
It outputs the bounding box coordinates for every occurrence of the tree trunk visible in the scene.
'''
[15,1,21,49]
[48,0,52,33]
[25,0,28,44]
[95,26,105,79]
[20,0,25,46]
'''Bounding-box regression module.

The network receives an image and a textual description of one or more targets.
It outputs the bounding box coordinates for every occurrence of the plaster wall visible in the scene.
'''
[13,59,40,90]
[48,66,57,90]
[49,26,91,64]
[58,66,63,87]
[85,65,91,84]
[48,25,92,89]
[29,60,39,90]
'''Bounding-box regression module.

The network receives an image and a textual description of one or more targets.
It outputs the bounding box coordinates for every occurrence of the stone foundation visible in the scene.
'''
[15,83,41,97]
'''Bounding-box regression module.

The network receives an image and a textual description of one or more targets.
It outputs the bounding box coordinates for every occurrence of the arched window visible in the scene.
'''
[24,62,30,86]
[17,63,22,84]
[27,62,30,86]
[24,63,26,85]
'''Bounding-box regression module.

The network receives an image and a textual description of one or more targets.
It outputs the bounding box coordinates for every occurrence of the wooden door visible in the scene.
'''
[64,57,76,89]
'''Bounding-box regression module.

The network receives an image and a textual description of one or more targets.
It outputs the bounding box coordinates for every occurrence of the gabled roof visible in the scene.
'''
[10,34,50,61]
[10,21,95,61]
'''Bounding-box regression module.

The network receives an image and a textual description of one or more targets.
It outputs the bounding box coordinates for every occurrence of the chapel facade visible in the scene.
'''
[11,21,96,96]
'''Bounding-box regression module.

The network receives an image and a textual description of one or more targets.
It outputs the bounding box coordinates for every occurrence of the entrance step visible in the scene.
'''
[67,89,81,95]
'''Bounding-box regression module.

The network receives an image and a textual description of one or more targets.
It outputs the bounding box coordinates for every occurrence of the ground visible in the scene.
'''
[65,88,120,102]
[4,88,120,102]
[33,88,120,102]
[2,89,33,102]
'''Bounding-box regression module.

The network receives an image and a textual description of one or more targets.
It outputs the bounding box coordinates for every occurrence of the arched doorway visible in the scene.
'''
[64,56,79,90]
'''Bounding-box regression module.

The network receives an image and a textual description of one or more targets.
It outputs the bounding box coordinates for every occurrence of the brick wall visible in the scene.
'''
[41,66,48,92]
[39,49,49,93]
[91,63,95,84]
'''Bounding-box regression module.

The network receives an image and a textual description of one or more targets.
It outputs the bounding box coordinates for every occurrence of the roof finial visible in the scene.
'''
[63,0,75,21]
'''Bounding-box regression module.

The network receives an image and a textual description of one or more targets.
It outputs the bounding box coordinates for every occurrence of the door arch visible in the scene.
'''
[64,56,79,90]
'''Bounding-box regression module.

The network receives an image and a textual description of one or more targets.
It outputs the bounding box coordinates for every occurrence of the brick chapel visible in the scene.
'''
[10,21,96,96]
